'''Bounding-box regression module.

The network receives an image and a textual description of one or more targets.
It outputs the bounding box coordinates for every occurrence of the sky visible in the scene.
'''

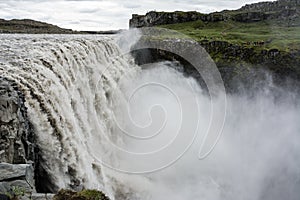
[0,0,275,31]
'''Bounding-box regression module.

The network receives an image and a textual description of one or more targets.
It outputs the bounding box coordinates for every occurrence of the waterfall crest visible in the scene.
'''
[1,34,300,200]
[0,35,139,195]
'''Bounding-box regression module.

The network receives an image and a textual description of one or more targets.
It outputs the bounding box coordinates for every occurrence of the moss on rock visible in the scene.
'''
[53,189,110,200]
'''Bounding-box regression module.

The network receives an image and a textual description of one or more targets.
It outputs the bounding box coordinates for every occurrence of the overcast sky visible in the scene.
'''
[0,0,274,31]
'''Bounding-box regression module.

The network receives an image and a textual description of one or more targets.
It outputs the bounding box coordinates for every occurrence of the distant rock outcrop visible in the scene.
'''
[129,0,300,28]
[0,19,123,34]
[130,11,206,28]
[239,0,300,12]
[0,19,75,34]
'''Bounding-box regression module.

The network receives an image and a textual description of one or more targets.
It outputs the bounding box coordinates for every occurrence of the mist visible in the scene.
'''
[109,61,300,200]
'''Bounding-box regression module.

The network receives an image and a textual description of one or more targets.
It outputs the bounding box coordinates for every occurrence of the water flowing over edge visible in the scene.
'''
[0,34,300,200]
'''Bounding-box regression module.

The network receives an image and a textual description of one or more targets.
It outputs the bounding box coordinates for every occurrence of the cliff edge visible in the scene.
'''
[130,0,300,28]
[129,0,300,90]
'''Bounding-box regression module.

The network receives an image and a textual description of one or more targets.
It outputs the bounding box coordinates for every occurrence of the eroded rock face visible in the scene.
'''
[129,0,300,28]
[239,0,300,12]
[0,162,35,194]
[0,77,35,164]
[132,37,300,93]
[129,11,226,28]
[130,11,205,28]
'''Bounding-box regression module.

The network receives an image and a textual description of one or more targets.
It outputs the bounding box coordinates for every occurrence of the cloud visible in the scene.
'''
[78,8,102,13]
[123,3,141,9]
[0,0,274,31]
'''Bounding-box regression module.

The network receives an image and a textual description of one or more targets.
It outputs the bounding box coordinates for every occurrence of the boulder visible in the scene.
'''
[0,163,33,181]
[0,163,35,194]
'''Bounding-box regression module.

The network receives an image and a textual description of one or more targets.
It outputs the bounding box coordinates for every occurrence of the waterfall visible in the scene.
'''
[0,33,299,200]
[0,34,140,197]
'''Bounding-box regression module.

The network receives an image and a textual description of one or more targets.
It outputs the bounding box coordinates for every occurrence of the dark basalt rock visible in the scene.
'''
[0,77,55,194]
[129,0,300,28]
[0,78,38,195]
[130,11,206,28]
[0,77,35,164]
[131,37,300,93]
[0,163,35,194]
[239,0,300,12]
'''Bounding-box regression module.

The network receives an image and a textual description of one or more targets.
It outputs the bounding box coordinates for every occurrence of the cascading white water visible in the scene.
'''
[0,34,141,198]
[0,33,299,200]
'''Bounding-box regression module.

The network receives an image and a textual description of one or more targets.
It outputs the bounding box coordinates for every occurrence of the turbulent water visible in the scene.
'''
[0,34,299,200]
[0,34,138,196]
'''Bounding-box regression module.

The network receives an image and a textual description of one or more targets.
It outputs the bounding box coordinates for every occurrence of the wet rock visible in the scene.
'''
[132,37,300,92]
[0,163,33,181]
[0,180,32,193]
[0,77,55,193]
[31,193,55,200]
[0,77,35,164]
[0,163,35,194]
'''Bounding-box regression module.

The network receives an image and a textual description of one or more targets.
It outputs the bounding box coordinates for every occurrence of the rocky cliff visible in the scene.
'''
[0,76,57,198]
[0,78,40,199]
[132,37,300,93]
[0,77,35,164]
[129,0,300,90]
[129,0,300,28]
[239,0,300,12]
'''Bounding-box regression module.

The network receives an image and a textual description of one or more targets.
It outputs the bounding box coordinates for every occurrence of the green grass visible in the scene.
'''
[157,19,300,51]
